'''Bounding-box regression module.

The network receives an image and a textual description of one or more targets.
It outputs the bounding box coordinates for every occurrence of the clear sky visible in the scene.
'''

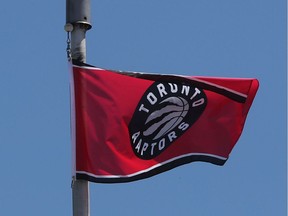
[0,0,286,215]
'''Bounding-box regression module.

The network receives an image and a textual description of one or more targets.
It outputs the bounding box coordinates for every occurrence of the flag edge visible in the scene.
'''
[75,153,227,184]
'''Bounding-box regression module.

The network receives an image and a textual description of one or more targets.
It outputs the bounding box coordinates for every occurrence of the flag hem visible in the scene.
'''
[69,61,76,178]
[72,61,251,103]
[76,153,227,183]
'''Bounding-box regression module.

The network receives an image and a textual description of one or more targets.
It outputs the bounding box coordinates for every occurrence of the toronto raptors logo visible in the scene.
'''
[129,80,207,160]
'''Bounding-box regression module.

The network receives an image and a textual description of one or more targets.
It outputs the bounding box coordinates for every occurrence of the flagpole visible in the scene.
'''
[65,0,92,215]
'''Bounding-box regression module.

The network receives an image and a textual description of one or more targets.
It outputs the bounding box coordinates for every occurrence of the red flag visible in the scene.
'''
[70,61,259,183]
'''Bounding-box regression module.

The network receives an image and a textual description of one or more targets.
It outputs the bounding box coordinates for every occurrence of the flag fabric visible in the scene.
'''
[70,61,259,183]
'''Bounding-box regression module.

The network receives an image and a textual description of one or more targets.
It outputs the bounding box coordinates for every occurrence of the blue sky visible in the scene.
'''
[0,0,286,215]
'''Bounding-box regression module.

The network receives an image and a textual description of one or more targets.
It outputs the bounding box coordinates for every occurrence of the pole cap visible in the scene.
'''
[66,0,92,30]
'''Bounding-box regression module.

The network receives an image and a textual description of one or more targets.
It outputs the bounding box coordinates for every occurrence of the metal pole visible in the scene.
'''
[65,0,92,215]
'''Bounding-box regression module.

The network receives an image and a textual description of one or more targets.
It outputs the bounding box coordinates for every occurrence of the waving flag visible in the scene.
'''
[70,61,259,183]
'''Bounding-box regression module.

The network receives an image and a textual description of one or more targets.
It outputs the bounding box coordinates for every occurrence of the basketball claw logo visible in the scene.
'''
[143,97,189,140]
[129,80,207,160]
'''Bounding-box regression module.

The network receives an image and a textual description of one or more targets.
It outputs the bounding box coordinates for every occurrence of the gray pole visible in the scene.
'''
[65,0,92,215]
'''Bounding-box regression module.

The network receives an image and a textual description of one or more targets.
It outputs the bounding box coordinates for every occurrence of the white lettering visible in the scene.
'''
[141,143,149,155]
[178,122,189,131]
[169,83,178,93]
[192,98,205,107]
[168,131,177,142]
[147,92,157,105]
[157,83,168,97]
[181,85,190,96]
[135,139,142,153]
[139,104,149,113]
[159,138,165,150]
[150,142,157,155]
[190,88,201,100]
[131,132,140,143]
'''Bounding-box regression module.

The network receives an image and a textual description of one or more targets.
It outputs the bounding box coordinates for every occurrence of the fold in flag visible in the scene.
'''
[70,61,259,183]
